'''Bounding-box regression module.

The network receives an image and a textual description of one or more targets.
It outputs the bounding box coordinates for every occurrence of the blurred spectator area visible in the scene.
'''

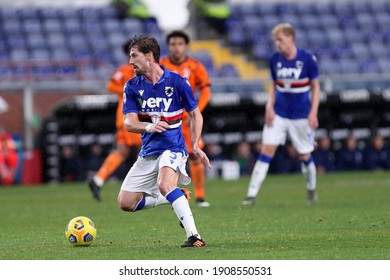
[226,0,390,76]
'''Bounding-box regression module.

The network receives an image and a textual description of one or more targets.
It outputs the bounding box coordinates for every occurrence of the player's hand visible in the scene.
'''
[308,113,319,129]
[145,121,170,133]
[193,147,212,169]
[265,107,275,127]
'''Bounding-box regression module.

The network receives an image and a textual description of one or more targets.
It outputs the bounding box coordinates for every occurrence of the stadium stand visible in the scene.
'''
[226,0,390,80]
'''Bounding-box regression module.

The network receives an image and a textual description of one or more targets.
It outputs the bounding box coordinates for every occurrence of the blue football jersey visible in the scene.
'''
[123,67,198,157]
[269,48,319,119]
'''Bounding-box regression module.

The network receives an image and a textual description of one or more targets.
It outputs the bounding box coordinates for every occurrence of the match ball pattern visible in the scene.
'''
[65,216,97,246]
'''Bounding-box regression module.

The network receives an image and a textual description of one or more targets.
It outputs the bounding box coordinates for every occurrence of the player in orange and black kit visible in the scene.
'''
[160,30,211,207]
[88,39,141,201]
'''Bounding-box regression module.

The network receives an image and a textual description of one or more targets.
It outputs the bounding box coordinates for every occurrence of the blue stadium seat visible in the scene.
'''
[351,1,371,14]
[107,32,125,48]
[262,15,280,30]
[9,49,29,61]
[378,59,390,73]
[63,18,82,34]
[192,50,214,70]
[89,36,110,52]
[6,34,27,50]
[219,63,240,78]
[255,3,277,16]
[17,7,39,20]
[319,60,339,75]
[369,42,388,59]
[356,13,376,28]
[359,60,381,74]
[343,28,365,44]
[281,14,301,29]
[46,34,67,49]
[313,2,333,15]
[369,1,390,13]
[350,43,372,59]
[339,59,360,74]
[318,14,339,30]
[30,48,51,60]
[82,19,103,35]
[27,33,46,50]
[300,15,322,30]
[37,7,59,20]
[0,7,19,21]
[375,12,390,29]
[326,29,344,45]
[2,19,21,35]
[26,33,46,50]
[57,7,78,20]
[252,43,271,61]
[67,34,88,52]
[276,2,299,16]
[226,26,247,47]
[42,19,63,34]
[242,16,262,32]
[122,18,144,34]
[102,18,121,33]
[332,46,354,60]
[77,7,100,20]
[99,5,118,18]
[295,2,316,16]
[21,19,42,34]
[51,48,72,60]
[143,18,161,33]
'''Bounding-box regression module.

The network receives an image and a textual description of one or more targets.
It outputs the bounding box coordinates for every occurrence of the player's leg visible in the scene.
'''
[158,151,205,247]
[288,119,317,204]
[183,126,209,207]
[242,144,278,206]
[88,127,131,200]
[242,116,287,206]
[188,154,209,207]
[118,156,170,211]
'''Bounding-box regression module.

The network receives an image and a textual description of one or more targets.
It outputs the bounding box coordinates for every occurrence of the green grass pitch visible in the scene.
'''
[0,171,389,260]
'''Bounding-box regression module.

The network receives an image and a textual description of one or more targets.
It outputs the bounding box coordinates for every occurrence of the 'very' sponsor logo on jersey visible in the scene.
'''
[137,97,173,111]
[276,61,303,79]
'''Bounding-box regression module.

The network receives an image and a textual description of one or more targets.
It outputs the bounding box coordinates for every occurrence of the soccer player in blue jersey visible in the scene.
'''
[119,35,211,247]
[242,23,321,206]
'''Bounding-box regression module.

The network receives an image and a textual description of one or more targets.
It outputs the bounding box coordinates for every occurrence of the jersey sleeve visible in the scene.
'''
[122,80,139,115]
[179,77,198,113]
[307,52,320,81]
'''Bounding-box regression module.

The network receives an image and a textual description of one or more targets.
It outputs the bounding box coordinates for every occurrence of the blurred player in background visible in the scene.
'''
[0,128,19,186]
[119,35,211,247]
[0,98,18,186]
[242,23,320,206]
[160,30,212,208]
[88,39,141,201]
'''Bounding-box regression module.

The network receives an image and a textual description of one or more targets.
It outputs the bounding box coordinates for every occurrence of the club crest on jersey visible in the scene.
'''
[165,87,174,97]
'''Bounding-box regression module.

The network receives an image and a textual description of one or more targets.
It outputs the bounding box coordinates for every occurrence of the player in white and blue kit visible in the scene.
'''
[242,23,321,206]
[119,36,211,247]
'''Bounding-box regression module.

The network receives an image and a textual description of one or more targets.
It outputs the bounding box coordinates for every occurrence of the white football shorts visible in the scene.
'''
[262,114,315,154]
[120,150,191,197]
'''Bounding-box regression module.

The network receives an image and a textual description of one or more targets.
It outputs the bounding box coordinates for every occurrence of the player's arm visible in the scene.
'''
[196,63,211,113]
[106,80,124,96]
[265,83,276,127]
[188,107,211,169]
[106,68,127,96]
[123,112,170,134]
[308,79,320,129]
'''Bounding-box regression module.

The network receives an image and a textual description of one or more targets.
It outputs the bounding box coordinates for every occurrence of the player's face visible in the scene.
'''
[129,47,150,76]
[273,32,294,54]
[168,37,188,62]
